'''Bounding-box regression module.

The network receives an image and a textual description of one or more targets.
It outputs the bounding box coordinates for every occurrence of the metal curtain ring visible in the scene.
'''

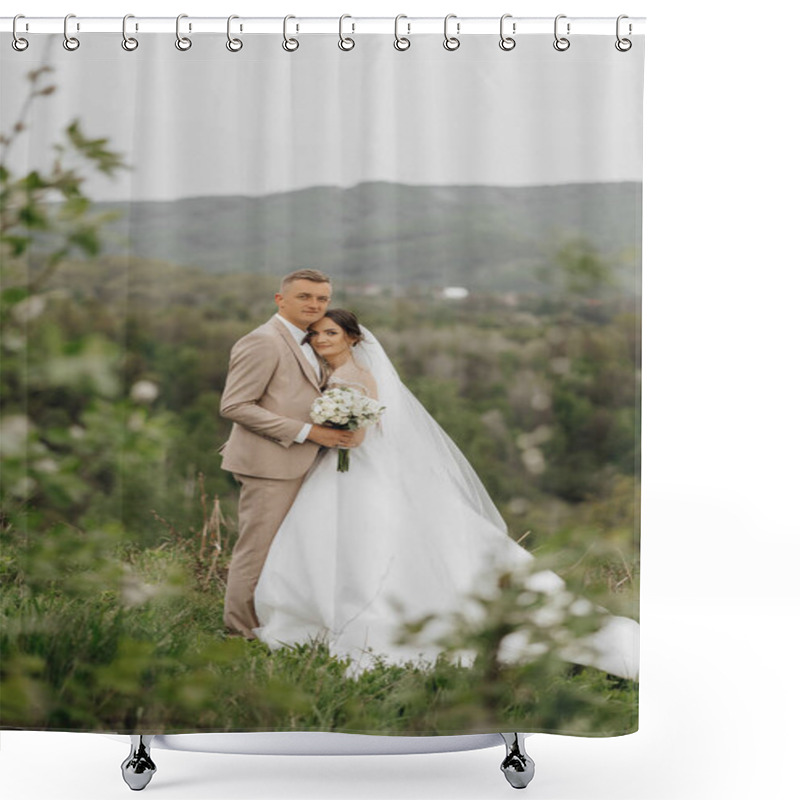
[338,14,355,51]
[176,13,192,51]
[122,14,139,51]
[12,14,29,51]
[226,15,243,52]
[553,14,570,51]
[394,14,410,51]
[499,14,516,51]
[282,15,299,51]
[615,14,632,51]
[443,14,460,51]
[63,13,80,51]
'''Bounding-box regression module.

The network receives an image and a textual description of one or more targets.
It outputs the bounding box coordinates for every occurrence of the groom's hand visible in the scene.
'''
[307,425,357,448]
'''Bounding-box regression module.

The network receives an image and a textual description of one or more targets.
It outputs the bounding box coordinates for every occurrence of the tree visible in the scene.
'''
[1,64,129,329]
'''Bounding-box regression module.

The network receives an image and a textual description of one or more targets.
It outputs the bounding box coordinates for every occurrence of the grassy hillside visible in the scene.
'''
[75,181,642,291]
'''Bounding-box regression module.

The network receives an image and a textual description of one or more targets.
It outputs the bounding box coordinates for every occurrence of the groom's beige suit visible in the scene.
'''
[218,313,326,637]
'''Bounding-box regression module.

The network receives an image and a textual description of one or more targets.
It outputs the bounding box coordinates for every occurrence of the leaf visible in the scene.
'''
[52,172,85,198]
[22,171,49,192]
[1,235,30,256]
[26,65,54,82]
[1,286,30,306]
[64,119,128,177]
[68,227,101,256]
[58,195,91,218]
[18,203,50,231]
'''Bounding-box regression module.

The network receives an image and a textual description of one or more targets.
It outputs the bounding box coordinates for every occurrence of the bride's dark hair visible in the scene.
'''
[304,308,364,346]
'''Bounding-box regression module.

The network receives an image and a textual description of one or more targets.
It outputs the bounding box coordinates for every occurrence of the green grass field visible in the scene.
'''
[1,508,637,736]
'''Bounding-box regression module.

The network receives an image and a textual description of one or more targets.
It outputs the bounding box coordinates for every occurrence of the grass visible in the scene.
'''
[0,509,638,736]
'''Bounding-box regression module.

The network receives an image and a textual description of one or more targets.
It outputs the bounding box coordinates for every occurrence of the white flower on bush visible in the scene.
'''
[130,379,159,404]
[11,294,46,323]
[0,414,32,457]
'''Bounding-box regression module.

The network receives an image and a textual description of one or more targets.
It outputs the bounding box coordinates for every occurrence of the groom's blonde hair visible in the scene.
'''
[281,269,332,293]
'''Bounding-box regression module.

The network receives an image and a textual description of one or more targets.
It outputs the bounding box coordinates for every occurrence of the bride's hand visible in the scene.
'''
[307,425,357,448]
[349,428,366,448]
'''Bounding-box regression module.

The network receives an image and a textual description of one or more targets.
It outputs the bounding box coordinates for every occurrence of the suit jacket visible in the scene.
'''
[218,315,327,480]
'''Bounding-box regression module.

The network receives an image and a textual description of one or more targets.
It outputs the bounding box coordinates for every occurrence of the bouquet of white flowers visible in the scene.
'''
[310,386,386,472]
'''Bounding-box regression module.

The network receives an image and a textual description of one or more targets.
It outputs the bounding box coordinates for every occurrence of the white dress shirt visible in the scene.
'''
[275,314,320,444]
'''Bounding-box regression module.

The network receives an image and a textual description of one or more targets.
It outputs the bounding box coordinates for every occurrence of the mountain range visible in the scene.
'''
[92,181,642,291]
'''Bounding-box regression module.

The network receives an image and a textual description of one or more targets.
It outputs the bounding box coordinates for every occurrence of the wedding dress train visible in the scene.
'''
[252,328,639,681]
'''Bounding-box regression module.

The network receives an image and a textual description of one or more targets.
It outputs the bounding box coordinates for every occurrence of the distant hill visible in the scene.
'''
[91,181,641,291]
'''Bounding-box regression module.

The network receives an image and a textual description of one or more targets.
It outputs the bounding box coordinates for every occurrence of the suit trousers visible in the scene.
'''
[224,471,306,638]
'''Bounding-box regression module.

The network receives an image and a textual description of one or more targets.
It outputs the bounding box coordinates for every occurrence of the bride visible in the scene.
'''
[252,309,639,681]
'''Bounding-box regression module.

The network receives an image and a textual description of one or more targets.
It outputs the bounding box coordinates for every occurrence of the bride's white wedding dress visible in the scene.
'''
[253,327,639,681]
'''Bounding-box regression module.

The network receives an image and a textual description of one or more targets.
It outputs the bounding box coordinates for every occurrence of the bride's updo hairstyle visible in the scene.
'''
[308,308,364,347]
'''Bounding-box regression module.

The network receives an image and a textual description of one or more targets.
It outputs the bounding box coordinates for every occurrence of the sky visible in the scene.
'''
[1,30,644,202]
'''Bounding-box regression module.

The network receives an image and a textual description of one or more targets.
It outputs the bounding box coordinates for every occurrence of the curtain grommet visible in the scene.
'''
[63,13,80,51]
[11,14,29,51]
[615,15,632,51]
[282,15,299,52]
[121,14,139,51]
[443,14,460,51]
[338,15,355,51]
[175,13,192,51]
[499,14,516,51]
[226,15,243,52]
[394,15,411,51]
[553,14,570,51]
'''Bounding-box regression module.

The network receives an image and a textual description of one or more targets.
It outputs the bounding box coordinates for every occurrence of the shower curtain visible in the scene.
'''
[0,23,643,737]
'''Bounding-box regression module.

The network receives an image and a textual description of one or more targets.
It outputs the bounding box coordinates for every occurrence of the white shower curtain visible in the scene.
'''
[1,19,643,739]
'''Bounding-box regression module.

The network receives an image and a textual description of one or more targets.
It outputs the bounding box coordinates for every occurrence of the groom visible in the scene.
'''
[218,269,356,639]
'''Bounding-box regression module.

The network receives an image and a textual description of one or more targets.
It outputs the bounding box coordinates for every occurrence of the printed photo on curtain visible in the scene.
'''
[1,25,643,739]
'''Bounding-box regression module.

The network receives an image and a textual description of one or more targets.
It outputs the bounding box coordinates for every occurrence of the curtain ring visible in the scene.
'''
[63,13,80,51]
[615,15,632,52]
[175,13,192,51]
[553,14,570,51]
[122,14,139,51]
[443,14,460,51]
[226,15,243,52]
[282,15,299,51]
[338,14,355,51]
[499,14,516,51]
[12,14,29,51]
[394,14,410,51]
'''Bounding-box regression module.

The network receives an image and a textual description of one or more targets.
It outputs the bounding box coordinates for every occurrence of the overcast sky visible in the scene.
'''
[1,32,644,202]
